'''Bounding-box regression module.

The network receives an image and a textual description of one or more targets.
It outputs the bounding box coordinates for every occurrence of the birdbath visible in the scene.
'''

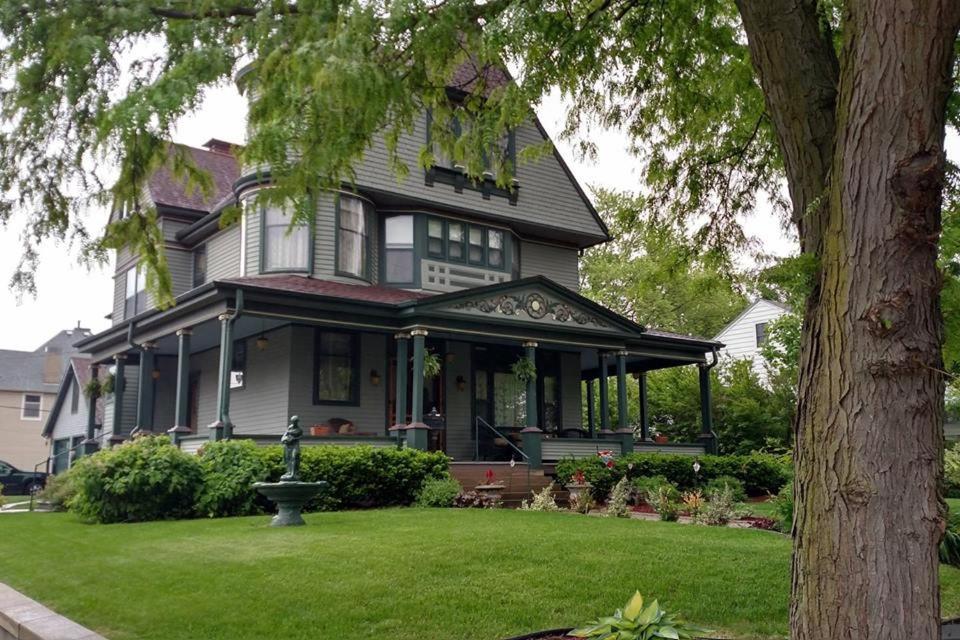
[254,416,327,526]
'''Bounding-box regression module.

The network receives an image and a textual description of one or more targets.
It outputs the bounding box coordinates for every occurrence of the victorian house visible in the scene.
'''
[73,65,720,468]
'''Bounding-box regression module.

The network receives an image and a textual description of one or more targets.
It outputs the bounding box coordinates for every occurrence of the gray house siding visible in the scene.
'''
[560,351,582,429]
[151,356,178,432]
[194,326,293,435]
[244,203,260,276]
[48,384,88,443]
[288,327,389,434]
[520,241,580,291]
[352,117,605,240]
[206,224,242,282]
[443,340,473,460]
[102,366,140,437]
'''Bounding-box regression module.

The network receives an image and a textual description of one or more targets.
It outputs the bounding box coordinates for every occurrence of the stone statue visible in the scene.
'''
[280,415,303,481]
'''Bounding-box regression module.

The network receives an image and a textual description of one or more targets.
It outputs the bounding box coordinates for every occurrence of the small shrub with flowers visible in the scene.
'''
[520,484,560,511]
[569,491,595,514]
[607,477,631,518]
[453,491,501,509]
[681,490,704,518]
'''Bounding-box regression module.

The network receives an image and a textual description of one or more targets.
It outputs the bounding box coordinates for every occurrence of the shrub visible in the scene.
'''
[569,492,595,514]
[697,485,744,526]
[947,443,960,498]
[521,484,561,511]
[771,481,794,533]
[681,490,704,518]
[555,451,791,502]
[704,475,746,503]
[68,435,203,523]
[0,484,4,507]
[570,591,710,640]
[653,488,681,522]
[196,440,270,518]
[453,490,500,509]
[38,470,77,511]
[415,475,462,508]
[632,475,677,504]
[607,477,631,518]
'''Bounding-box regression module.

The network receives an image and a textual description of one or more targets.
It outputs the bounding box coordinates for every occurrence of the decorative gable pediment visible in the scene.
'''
[413,278,640,335]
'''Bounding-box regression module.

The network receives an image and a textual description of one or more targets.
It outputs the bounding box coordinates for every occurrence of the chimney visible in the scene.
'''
[42,351,63,384]
[202,138,235,155]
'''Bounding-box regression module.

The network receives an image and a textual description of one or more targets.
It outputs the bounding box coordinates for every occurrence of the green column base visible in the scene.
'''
[405,423,430,450]
[520,427,543,469]
[208,421,226,442]
[697,432,717,455]
[167,425,191,447]
[615,429,635,454]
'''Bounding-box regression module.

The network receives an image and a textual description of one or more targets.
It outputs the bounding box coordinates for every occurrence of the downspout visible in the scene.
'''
[220,289,244,438]
[698,347,720,454]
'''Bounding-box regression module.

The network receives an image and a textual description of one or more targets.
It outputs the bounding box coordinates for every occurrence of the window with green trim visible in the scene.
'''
[423,216,510,272]
[314,330,359,405]
[263,206,309,272]
[447,221,465,261]
[337,195,371,279]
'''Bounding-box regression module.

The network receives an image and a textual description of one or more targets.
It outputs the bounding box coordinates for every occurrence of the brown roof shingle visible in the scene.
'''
[222,275,434,305]
[147,143,239,212]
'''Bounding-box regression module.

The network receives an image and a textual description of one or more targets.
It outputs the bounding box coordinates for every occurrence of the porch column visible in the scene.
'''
[586,378,596,438]
[522,341,538,428]
[81,364,100,456]
[110,354,127,443]
[698,363,717,454]
[615,351,629,429]
[598,352,611,433]
[133,342,156,434]
[406,328,429,450]
[209,313,234,442]
[389,333,410,446]
[638,371,650,441]
[167,329,192,446]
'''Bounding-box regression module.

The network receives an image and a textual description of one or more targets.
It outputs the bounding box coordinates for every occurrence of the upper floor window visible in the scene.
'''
[124,266,147,319]
[70,378,79,415]
[263,206,309,272]
[21,393,41,420]
[337,195,371,280]
[384,215,415,284]
[755,322,768,347]
[192,245,207,288]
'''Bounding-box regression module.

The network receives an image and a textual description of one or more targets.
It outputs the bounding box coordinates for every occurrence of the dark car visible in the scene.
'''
[0,460,47,495]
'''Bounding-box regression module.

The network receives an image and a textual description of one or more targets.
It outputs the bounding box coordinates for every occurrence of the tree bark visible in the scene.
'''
[737,1,960,638]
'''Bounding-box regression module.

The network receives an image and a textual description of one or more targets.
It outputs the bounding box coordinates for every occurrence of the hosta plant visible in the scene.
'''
[570,591,709,640]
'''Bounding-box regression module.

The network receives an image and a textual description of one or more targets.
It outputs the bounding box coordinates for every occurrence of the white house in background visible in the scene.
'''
[713,299,791,379]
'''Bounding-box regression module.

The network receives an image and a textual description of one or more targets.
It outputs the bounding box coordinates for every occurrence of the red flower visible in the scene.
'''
[484,469,495,484]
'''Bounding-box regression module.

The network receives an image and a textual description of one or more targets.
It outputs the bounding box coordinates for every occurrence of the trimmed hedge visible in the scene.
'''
[67,435,450,523]
[555,452,791,502]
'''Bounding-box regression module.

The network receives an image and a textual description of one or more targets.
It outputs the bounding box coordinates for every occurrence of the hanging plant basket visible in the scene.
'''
[100,373,116,395]
[511,356,537,384]
[82,378,101,399]
[422,351,442,380]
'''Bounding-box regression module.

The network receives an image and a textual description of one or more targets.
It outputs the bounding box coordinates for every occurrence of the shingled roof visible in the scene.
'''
[222,275,434,305]
[147,141,239,213]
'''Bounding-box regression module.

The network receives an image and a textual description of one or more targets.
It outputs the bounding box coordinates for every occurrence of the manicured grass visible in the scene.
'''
[744,500,777,518]
[3,510,960,640]
[1,495,30,503]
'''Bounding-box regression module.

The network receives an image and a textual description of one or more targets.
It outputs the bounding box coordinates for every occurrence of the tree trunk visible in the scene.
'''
[738,1,960,638]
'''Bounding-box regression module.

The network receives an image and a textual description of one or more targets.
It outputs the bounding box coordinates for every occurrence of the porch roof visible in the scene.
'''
[75,274,721,364]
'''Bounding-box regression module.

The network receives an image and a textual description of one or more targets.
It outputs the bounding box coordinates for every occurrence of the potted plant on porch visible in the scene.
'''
[475,469,506,504]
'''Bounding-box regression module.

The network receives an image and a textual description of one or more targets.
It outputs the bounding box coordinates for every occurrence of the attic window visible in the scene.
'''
[755,322,768,347]
[22,394,41,420]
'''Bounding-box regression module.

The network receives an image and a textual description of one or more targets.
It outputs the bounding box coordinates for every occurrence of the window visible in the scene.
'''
[337,195,371,279]
[22,394,41,420]
[192,245,207,288]
[755,322,768,347]
[427,218,444,258]
[468,226,484,265]
[124,266,147,319]
[263,206,309,272]
[384,215,415,284]
[314,331,359,404]
[69,435,83,466]
[70,378,79,415]
[447,222,465,261]
[488,229,504,269]
[52,439,69,474]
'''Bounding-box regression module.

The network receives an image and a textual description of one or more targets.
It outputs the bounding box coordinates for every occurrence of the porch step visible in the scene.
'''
[449,462,568,507]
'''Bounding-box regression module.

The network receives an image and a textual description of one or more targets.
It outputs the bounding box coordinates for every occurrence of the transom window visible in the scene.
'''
[22,394,41,420]
[262,206,310,272]
[384,215,415,284]
[337,195,371,280]
[314,330,359,404]
[124,265,147,319]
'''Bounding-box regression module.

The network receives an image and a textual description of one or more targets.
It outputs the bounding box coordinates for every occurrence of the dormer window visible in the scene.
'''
[336,195,372,280]
[262,206,309,272]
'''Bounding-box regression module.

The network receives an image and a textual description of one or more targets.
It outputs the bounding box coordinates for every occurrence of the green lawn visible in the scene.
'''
[3,510,960,640]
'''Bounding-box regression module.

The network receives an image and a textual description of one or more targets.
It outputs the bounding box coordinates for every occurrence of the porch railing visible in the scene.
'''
[474,417,532,499]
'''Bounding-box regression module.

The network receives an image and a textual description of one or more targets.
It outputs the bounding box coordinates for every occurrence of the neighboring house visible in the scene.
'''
[42,357,102,474]
[712,299,791,379]
[75,63,723,465]
[0,327,92,470]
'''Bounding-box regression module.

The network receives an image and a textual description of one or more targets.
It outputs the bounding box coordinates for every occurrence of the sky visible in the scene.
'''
[0,81,801,352]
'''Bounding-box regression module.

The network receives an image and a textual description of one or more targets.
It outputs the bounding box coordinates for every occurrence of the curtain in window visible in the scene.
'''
[384,215,414,283]
[264,207,309,271]
[338,196,368,278]
[316,332,356,402]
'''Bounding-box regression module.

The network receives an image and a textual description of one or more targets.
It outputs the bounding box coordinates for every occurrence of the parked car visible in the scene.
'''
[0,460,47,495]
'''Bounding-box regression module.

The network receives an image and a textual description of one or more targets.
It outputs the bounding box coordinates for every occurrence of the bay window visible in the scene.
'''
[384,215,415,284]
[263,206,309,272]
[337,195,371,279]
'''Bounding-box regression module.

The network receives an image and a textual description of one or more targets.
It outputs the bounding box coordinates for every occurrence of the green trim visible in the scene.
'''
[312,328,362,406]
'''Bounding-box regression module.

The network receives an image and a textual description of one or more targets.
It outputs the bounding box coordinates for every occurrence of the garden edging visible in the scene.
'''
[0,582,104,640]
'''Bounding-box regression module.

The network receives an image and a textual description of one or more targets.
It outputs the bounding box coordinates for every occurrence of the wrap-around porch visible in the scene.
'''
[73,276,721,466]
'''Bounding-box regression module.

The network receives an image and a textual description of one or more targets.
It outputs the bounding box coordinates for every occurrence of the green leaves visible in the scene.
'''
[570,591,709,640]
